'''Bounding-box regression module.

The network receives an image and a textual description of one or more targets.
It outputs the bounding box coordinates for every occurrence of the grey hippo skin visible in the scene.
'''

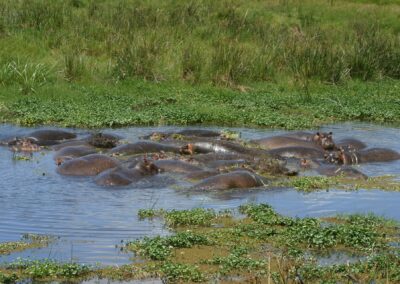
[57,154,120,176]
[109,141,182,156]
[268,146,325,159]
[335,138,367,151]
[28,129,77,145]
[94,161,160,186]
[141,129,221,140]
[316,165,368,179]
[54,146,97,165]
[86,132,121,148]
[325,148,400,165]
[252,132,334,150]
[191,170,268,190]
[153,159,203,174]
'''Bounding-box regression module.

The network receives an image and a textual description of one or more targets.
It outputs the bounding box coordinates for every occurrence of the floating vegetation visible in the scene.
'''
[0,234,54,255]
[275,175,400,192]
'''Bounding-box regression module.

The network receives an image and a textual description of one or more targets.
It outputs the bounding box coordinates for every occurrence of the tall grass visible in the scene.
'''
[0,0,398,88]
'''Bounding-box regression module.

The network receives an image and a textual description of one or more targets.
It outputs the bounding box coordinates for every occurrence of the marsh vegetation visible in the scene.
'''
[0,0,399,128]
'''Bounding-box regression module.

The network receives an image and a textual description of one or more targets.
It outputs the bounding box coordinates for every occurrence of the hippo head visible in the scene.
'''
[313,132,334,150]
[135,159,162,175]
[324,148,346,164]
[180,143,195,155]
[149,132,167,142]
[10,138,41,152]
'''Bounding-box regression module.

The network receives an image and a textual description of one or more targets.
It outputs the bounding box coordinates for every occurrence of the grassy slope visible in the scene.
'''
[0,0,399,128]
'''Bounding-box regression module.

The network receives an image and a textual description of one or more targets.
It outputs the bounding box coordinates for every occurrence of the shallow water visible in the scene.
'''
[0,122,399,266]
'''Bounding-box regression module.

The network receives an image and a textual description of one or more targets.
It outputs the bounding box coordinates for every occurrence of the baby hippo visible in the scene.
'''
[94,160,161,186]
[325,148,400,165]
[191,170,268,190]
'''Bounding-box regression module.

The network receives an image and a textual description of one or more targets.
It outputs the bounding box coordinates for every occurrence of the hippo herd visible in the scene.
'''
[2,128,400,190]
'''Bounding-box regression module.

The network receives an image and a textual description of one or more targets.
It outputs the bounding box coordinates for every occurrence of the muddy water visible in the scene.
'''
[0,123,399,265]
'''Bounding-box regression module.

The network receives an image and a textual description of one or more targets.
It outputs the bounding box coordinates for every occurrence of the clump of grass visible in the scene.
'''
[6,259,89,279]
[63,51,86,82]
[160,262,205,283]
[138,208,220,227]
[0,60,51,95]
[289,176,335,191]
[128,231,213,261]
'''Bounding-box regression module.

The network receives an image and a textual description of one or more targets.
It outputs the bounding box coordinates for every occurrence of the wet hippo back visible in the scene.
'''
[326,148,400,165]
[54,146,97,165]
[191,170,268,190]
[95,161,160,186]
[57,154,119,176]
[316,165,367,179]
[358,148,400,163]
[109,141,181,156]
[335,138,367,150]
[253,137,321,150]
[153,160,202,174]
[268,147,325,159]
[28,130,77,145]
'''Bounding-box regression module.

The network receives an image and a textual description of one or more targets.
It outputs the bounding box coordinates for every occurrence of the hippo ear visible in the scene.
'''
[328,132,333,137]
[316,132,320,136]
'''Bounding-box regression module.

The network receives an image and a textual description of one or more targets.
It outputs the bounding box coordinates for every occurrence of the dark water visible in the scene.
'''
[0,123,399,266]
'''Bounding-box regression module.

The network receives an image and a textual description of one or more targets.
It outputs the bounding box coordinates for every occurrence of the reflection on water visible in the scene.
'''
[0,122,399,265]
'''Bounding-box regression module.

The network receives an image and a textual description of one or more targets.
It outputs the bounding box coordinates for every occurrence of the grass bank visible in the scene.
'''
[0,0,399,128]
[0,79,399,129]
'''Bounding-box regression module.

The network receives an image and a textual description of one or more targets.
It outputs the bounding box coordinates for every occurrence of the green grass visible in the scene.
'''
[0,79,399,129]
[0,0,399,128]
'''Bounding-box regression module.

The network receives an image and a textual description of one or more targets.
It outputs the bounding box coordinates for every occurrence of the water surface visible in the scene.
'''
[0,123,399,265]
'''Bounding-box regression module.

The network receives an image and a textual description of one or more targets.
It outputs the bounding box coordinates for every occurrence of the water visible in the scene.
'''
[0,123,399,266]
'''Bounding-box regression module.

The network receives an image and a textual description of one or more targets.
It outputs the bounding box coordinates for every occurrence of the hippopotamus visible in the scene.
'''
[185,170,220,180]
[141,129,221,140]
[334,138,367,151]
[109,141,183,156]
[153,159,203,174]
[27,129,77,145]
[325,148,400,165]
[205,159,248,169]
[94,160,160,186]
[8,138,42,152]
[190,153,250,163]
[253,132,334,151]
[86,132,121,148]
[57,154,120,176]
[54,146,97,165]
[191,170,268,190]
[268,147,325,159]
[317,166,368,179]
[299,158,367,179]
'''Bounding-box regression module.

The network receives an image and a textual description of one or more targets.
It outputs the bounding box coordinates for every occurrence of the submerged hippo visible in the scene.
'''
[86,132,121,148]
[325,148,400,165]
[335,138,367,151]
[54,146,97,165]
[253,132,334,151]
[191,170,268,190]
[109,141,182,156]
[94,160,160,186]
[8,138,42,152]
[57,154,119,176]
[141,129,221,141]
[299,158,367,179]
[27,129,77,145]
[185,170,220,180]
[153,159,202,174]
[268,147,325,159]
